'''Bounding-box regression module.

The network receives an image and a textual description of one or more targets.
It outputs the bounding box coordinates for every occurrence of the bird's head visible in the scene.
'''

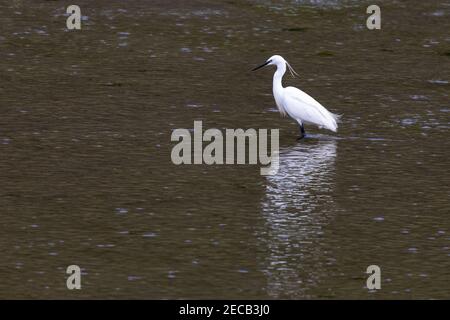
[252,55,285,71]
[252,55,299,77]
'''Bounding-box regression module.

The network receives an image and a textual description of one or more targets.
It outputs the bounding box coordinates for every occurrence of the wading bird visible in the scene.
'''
[252,55,340,139]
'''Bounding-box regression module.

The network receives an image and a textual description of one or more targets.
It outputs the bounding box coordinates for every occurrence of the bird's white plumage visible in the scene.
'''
[260,55,340,133]
[283,86,338,132]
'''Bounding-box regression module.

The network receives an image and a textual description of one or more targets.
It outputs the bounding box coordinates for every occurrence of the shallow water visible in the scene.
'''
[0,0,449,298]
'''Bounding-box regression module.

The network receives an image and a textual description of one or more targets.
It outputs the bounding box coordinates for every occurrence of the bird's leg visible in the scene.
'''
[297,123,306,140]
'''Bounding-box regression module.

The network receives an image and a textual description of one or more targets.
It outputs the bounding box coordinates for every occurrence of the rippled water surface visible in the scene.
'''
[0,0,449,298]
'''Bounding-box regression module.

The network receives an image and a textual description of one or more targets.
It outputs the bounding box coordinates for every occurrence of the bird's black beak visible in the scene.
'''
[252,60,271,71]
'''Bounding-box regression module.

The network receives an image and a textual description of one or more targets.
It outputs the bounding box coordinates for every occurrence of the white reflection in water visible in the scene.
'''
[260,140,337,298]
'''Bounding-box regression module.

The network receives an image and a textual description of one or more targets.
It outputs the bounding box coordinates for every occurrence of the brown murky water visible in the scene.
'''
[0,0,449,299]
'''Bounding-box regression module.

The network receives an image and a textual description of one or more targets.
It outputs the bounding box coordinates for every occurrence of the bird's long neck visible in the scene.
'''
[273,62,286,92]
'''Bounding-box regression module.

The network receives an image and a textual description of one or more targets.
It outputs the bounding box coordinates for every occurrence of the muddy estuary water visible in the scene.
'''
[0,0,449,298]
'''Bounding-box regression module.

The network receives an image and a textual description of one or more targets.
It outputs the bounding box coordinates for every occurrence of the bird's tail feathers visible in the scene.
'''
[326,112,341,132]
[333,113,343,123]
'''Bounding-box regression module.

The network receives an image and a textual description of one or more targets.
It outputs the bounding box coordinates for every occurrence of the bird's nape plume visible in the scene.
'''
[286,61,300,78]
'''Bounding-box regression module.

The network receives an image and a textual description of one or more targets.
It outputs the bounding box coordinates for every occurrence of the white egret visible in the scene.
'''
[252,55,340,139]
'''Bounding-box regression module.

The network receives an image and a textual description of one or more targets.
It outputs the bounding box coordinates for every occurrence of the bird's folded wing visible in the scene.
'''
[284,87,338,131]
